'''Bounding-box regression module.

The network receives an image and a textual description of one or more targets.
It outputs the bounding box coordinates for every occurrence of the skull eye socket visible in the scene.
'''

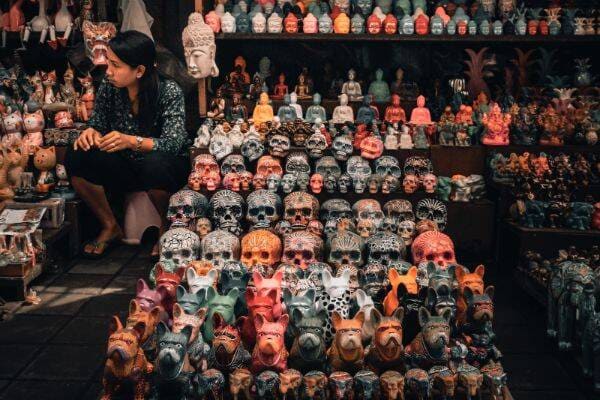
[331,250,343,260]
[222,252,231,259]
[264,207,275,216]
[302,250,313,259]
[302,208,312,216]
[243,252,252,259]
[443,251,453,260]
[371,251,381,260]
[163,251,173,259]
[249,208,259,216]
[261,251,269,259]
[350,251,360,260]
[285,251,296,259]
[181,249,191,258]
[205,253,213,260]
[389,251,400,260]
[426,254,435,261]
[215,207,225,217]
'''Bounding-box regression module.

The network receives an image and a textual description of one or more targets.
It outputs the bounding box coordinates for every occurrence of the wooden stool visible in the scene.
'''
[123,191,161,245]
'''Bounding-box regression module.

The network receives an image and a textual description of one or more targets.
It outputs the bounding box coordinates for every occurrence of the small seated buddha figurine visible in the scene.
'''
[356,94,379,124]
[409,95,432,125]
[289,92,303,120]
[294,73,312,100]
[481,102,511,145]
[341,68,363,102]
[332,93,354,124]
[306,93,327,123]
[277,94,298,122]
[399,124,414,149]
[229,56,251,86]
[368,68,391,103]
[272,72,289,100]
[207,88,226,119]
[227,93,248,122]
[252,92,275,126]
[248,72,268,101]
[384,94,406,124]
[390,67,404,95]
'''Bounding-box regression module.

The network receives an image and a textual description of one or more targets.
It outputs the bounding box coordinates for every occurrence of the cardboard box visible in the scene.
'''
[5,198,65,228]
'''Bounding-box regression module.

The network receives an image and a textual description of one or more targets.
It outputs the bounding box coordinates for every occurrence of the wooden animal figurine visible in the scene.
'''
[172,303,209,371]
[288,308,328,373]
[251,313,290,373]
[404,307,452,370]
[429,365,457,399]
[203,287,240,341]
[195,369,225,400]
[279,369,303,400]
[207,313,251,373]
[149,322,195,399]
[456,362,483,400]
[302,370,328,400]
[256,370,281,400]
[0,146,17,199]
[365,308,405,373]
[135,279,169,325]
[327,311,365,374]
[154,265,184,317]
[383,267,418,316]
[240,288,281,349]
[186,267,218,294]
[126,299,161,362]
[230,368,253,400]
[6,141,28,189]
[78,73,95,120]
[455,265,485,326]
[379,370,405,400]
[328,371,353,400]
[28,72,44,105]
[354,370,380,400]
[41,70,57,105]
[1,110,23,147]
[22,110,44,155]
[33,146,56,193]
[176,285,206,314]
[404,368,430,400]
[480,361,509,400]
[462,286,501,368]
[101,316,152,400]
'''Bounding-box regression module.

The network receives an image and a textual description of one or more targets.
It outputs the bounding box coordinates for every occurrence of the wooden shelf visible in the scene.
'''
[216,33,600,44]
[504,220,600,237]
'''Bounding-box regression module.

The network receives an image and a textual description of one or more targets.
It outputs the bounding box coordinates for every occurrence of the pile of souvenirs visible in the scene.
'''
[209,55,599,147]
[189,150,486,201]
[102,185,511,399]
[201,0,600,36]
[520,246,600,392]
[489,151,600,230]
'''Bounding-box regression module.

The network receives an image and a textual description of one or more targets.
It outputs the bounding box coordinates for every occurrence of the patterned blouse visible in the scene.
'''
[88,77,187,157]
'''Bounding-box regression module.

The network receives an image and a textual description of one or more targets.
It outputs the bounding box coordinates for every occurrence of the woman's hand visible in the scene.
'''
[74,128,102,151]
[98,131,135,153]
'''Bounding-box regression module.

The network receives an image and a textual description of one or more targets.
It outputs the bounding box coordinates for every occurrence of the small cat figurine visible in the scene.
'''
[22,110,44,155]
[34,146,57,193]
[1,110,23,147]
[42,70,57,105]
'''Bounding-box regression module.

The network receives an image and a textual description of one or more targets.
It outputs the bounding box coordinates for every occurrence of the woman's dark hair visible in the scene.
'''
[108,30,159,135]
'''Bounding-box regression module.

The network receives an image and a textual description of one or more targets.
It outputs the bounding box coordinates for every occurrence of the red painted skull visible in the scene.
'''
[411,230,456,269]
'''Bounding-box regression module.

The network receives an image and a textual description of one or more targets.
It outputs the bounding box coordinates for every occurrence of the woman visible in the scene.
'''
[65,30,189,258]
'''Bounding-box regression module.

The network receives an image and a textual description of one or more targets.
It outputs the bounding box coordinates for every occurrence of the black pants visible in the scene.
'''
[64,148,190,193]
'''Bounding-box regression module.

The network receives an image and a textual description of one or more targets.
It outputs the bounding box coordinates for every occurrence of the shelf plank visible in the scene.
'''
[216,33,600,44]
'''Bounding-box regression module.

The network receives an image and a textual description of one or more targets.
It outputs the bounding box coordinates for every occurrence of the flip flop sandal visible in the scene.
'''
[82,237,122,260]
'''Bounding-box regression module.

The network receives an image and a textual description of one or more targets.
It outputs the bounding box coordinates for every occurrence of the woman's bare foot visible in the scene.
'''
[84,224,123,256]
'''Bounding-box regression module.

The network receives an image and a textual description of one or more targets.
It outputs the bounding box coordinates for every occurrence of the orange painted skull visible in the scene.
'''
[360,136,384,160]
[257,156,283,178]
[241,230,282,268]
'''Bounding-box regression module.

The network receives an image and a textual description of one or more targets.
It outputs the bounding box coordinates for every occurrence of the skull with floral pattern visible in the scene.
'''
[381,175,400,194]
[241,229,282,268]
[353,199,384,229]
[398,220,416,246]
[209,190,245,236]
[347,156,372,193]
[257,156,284,178]
[327,231,364,270]
[201,230,241,270]
[241,137,265,162]
[411,230,456,269]
[296,173,310,191]
[338,173,353,193]
[282,231,324,270]
[159,227,201,269]
[415,198,448,231]
[268,134,291,158]
[284,192,319,230]
[221,154,247,176]
[315,156,342,179]
[332,134,354,161]
[194,154,220,176]
[384,200,415,223]
[209,133,233,161]
[365,232,406,268]
[374,156,402,179]
[285,152,311,175]
[167,189,209,230]
[306,132,328,159]
[281,174,297,193]
[246,189,282,230]
[403,156,433,181]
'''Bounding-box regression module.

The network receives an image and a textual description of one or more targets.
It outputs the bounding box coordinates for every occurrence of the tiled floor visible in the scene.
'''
[0,244,593,399]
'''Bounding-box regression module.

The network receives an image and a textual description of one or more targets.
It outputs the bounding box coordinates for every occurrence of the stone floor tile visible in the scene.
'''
[51,317,110,345]
[0,380,88,400]
[16,292,92,316]
[44,274,113,295]
[0,315,69,344]
[119,255,154,277]
[18,344,104,381]
[77,294,131,318]
[68,258,125,275]
[0,345,40,379]
[101,274,138,295]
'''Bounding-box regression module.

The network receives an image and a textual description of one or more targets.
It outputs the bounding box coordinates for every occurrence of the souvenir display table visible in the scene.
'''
[0,0,597,399]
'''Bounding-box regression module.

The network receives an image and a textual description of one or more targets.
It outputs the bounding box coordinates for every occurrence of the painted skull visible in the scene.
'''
[159,227,201,268]
[194,154,220,176]
[411,230,456,269]
[422,173,437,193]
[367,174,381,194]
[324,175,338,193]
[415,198,448,231]
[257,156,284,178]
[241,138,265,162]
[381,175,400,193]
[306,132,328,158]
[374,156,402,178]
[239,171,254,191]
[284,192,319,230]
[321,199,352,236]
[282,231,323,270]
[223,173,241,191]
[403,174,419,194]
[360,136,384,160]
[285,152,311,175]
[188,171,203,191]
[253,174,267,190]
[246,189,282,229]
[332,134,354,161]
[398,220,416,246]
[167,189,209,229]
[338,173,353,193]
[209,133,233,161]
[241,229,282,268]
[380,217,398,235]
[384,200,415,223]
[327,231,364,270]
[281,173,297,193]
[404,156,433,181]
[353,199,384,229]
[209,190,245,235]
[201,229,241,270]
[347,156,372,193]
[357,219,376,238]
[266,174,281,192]
[296,173,310,191]
[365,232,406,267]
[196,217,212,239]
[315,156,342,179]
[268,134,291,158]
[221,154,247,176]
